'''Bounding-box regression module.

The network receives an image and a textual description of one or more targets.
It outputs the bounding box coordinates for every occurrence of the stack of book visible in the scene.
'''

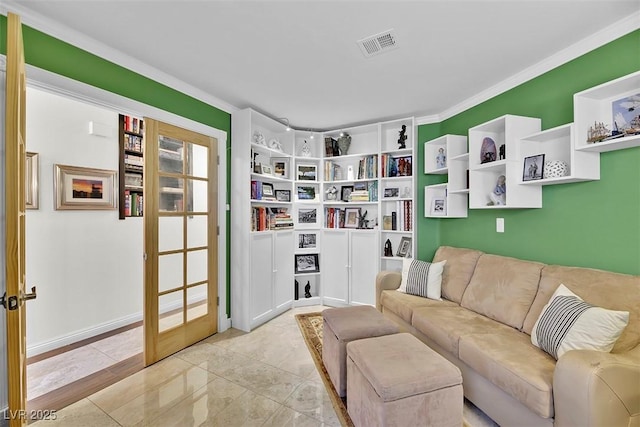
[269,208,293,229]
[124,154,143,172]
[350,190,370,201]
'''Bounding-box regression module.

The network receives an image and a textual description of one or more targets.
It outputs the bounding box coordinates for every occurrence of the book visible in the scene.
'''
[383,215,392,230]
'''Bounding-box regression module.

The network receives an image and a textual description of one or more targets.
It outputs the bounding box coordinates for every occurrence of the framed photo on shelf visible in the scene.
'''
[383,187,399,198]
[396,236,412,258]
[54,164,117,210]
[341,185,354,202]
[262,183,275,199]
[344,207,360,229]
[298,232,317,249]
[297,164,317,181]
[271,157,288,178]
[523,154,545,181]
[297,185,316,201]
[261,164,273,176]
[297,207,319,228]
[430,198,446,216]
[26,152,39,209]
[396,156,413,176]
[294,254,320,274]
[275,189,291,202]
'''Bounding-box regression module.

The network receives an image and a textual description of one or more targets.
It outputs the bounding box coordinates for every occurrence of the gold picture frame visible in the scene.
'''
[26,152,39,209]
[54,164,117,210]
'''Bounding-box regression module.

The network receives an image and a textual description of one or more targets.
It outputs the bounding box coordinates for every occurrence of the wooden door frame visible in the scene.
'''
[0,68,229,411]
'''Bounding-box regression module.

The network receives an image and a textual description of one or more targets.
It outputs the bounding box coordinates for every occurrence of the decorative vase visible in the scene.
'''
[543,160,569,179]
[300,140,311,157]
[337,134,351,156]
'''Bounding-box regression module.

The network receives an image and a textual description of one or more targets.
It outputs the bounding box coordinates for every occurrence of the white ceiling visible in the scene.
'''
[5,1,640,130]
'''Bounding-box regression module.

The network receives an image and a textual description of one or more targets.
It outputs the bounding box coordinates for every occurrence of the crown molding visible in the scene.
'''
[1,2,238,115]
[415,11,640,126]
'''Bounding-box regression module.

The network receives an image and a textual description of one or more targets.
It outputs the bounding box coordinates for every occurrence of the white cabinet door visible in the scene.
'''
[350,231,379,306]
[274,230,294,310]
[250,233,274,324]
[322,230,349,305]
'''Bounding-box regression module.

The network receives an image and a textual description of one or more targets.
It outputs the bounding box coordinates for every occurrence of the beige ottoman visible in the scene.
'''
[322,306,399,397]
[347,333,463,427]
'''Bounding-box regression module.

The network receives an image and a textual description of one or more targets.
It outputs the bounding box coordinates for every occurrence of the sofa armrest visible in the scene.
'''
[375,271,402,311]
[553,344,640,427]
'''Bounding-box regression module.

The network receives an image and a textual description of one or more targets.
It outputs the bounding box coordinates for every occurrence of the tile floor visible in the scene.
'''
[31,305,497,426]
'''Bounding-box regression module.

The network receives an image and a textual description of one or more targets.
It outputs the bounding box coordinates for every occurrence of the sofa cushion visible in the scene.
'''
[380,290,458,324]
[433,246,483,304]
[460,254,544,329]
[530,284,629,360]
[398,258,446,300]
[523,265,640,353]
[411,306,513,356]
[459,330,556,419]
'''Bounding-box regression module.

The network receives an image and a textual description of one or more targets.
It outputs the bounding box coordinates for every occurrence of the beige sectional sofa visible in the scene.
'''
[376,246,640,427]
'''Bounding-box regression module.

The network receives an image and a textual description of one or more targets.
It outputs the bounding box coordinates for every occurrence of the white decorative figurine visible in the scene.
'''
[488,175,506,206]
[436,147,446,169]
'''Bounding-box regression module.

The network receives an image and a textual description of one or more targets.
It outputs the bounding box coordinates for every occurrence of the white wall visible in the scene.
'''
[25,88,144,355]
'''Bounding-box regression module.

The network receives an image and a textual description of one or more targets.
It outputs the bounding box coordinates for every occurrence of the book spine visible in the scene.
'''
[391,211,397,231]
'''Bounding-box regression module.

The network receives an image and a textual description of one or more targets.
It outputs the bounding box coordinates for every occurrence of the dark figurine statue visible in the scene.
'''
[294,279,299,300]
[384,239,393,257]
[398,125,408,149]
[304,281,312,298]
[499,144,506,160]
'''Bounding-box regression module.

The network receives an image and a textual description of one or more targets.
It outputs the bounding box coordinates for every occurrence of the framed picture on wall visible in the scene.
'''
[54,164,117,210]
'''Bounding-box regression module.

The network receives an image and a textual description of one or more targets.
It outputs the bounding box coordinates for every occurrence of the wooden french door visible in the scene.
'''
[5,12,35,426]
[143,118,218,365]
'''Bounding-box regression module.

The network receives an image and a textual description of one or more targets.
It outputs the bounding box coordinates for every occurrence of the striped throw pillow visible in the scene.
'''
[398,258,446,300]
[531,284,629,360]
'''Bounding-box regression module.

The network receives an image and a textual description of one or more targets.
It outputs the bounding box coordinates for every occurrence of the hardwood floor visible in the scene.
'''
[27,323,144,417]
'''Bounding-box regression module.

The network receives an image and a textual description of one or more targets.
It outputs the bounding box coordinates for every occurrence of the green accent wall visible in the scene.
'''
[418,30,640,275]
[0,15,233,314]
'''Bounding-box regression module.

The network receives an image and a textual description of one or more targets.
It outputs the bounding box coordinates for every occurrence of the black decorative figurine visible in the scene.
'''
[384,239,393,256]
[304,281,312,298]
[294,279,299,300]
[499,144,506,160]
[398,125,407,149]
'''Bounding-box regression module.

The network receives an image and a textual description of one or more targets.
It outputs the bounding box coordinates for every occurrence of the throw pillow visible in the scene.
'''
[531,284,629,360]
[398,258,446,300]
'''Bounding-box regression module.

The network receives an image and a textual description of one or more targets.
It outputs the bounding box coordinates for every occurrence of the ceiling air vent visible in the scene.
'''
[357,29,398,58]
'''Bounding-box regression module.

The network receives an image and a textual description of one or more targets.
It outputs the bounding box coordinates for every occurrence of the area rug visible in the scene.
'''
[295,312,475,427]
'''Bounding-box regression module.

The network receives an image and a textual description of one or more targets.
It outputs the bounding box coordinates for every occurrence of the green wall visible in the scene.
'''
[0,15,233,314]
[417,30,640,275]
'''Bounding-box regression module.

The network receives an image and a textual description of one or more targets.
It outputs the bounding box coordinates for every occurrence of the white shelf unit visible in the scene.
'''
[233,109,415,320]
[518,123,600,186]
[469,115,542,209]
[574,70,640,153]
[424,135,469,218]
[424,134,467,174]
[378,118,415,273]
[231,109,296,332]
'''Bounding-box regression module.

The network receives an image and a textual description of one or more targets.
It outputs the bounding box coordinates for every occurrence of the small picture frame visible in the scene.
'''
[26,152,39,209]
[383,187,399,198]
[275,189,291,202]
[271,157,288,178]
[344,207,361,229]
[262,183,275,198]
[341,185,354,202]
[261,164,273,175]
[430,198,446,216]
[297,207,318,228]
[298,232,317,249]
[396,236,412,258]
[523,154,545,181]
[294,254,320,274]
[297,185,316,201]
[297,164,317,181]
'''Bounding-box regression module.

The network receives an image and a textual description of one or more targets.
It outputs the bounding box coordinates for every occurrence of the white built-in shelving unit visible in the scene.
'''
[232,108,415,331]
[424,135,469,218]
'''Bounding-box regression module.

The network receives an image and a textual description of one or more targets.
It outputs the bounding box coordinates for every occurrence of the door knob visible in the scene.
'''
[21,286,37,302]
